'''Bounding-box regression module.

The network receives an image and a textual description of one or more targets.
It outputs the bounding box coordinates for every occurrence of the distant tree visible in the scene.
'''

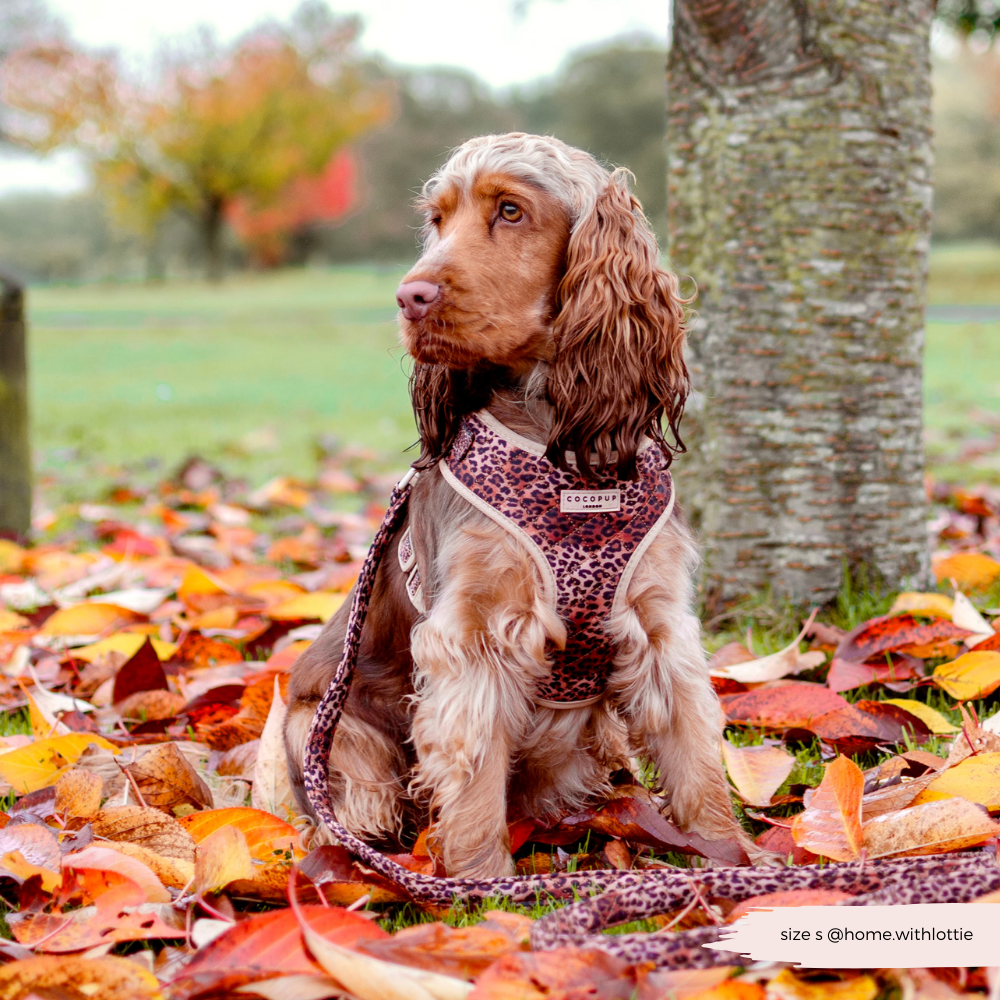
[0,0,61,143]
[936,0,1000,40]
[0,1,391,279]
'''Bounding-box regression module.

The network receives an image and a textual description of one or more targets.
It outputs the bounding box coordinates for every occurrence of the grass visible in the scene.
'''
[23,243,1000,501]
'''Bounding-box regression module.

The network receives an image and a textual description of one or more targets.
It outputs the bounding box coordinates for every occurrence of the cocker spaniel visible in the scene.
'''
[284,133,753,877]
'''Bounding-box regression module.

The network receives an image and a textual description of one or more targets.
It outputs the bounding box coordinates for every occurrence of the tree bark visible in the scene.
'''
[203,197,225,282]
[667,0,933,608]
[0,271,31,539]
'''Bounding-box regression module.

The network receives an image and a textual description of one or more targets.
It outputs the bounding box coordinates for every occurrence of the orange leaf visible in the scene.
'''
[178,807,299,861]
[790,755,863,861]
[726,889,855,924]
[934,552,1000,591]
[721,682,848,728]
[63,845,170,903]
[38,603,141,637]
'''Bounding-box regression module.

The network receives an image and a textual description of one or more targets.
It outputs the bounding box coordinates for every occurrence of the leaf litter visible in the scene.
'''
[0,458,997,994]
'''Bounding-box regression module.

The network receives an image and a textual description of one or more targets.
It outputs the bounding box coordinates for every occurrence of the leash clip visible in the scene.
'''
[397,467,420,491]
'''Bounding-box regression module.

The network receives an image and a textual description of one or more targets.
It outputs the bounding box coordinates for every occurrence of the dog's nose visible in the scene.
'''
[396,281,440,321]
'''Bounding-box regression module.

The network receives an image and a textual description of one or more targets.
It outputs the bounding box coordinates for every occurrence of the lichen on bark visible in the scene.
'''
[668,0,933,607]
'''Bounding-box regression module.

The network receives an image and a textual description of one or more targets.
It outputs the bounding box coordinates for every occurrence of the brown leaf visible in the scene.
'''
[115,688,186,723]
[360,915,530,980]
[124,741,213,814]
[167,630,243,670]
[862,797,1000,857]
[91,804,196,861]
[112,636,168,704]
[835,614,973,664]
[54,767,103,820]
[754,825,818,865]
[790,755,863,861]
[0,955,161,1000]
[468,947,663,1000]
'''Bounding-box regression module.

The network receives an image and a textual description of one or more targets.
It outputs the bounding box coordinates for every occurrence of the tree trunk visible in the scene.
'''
[667,0,933,608]
[203,198,225,282]
[0,272,31,539]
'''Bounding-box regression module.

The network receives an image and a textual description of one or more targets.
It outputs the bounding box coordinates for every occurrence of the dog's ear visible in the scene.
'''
[409,362,495,469]
[546,169,690,481]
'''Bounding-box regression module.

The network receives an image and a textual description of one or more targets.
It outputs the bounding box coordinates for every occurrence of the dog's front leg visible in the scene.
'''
[408,521,562,879]
[609,527,756,855]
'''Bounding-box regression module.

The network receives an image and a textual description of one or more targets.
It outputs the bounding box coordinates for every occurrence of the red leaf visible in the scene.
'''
[835,614,974,664]
[826,655,922,693]
[721,682,848,728]
[755,825,818,865]
[112,637,168,704]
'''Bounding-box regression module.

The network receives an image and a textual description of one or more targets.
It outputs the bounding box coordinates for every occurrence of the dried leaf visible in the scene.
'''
[862,797,1000,857]
[721,682,849,728]
[54,767,103,819]
[835,614,974,663]
[267,592,347,622]
[124,741,213,814]
[0,955,161,1000]
[706,642,755,673]
[881,699,958,734]
[112,636,169,703]
[116,688,186,723]
[721,741,795,807]
[767,969,878,1000]
[910,751,1000,809]
[38,602,142,637]
[74,632,176,664]
[251,676,293,816]
[92,804,196,861]
[217,740,260,777]
[790,755,863,861]
[710,612,824,683]
[933,650,1000,700]
[889,592,955,618]
[96,840,193,889]
[726,888,855,923]
[826,655,922,693]
[235,974,344,1000]
[951,590,997,647]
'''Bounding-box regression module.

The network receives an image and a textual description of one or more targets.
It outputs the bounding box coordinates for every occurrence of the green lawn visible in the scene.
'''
[24,244,1000,499]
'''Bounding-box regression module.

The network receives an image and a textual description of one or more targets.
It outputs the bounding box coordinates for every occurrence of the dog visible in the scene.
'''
[284,133,754,878]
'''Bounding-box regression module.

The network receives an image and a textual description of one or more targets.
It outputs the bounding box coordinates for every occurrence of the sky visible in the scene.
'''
[0,0,669,194]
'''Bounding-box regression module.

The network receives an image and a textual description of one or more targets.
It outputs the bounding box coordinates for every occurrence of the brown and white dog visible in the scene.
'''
[284,133,753,878]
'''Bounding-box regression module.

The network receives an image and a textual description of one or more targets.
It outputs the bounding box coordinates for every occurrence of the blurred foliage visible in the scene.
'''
[933,47,1000,242]
[935,0,1000,40]
[0,1,391,279]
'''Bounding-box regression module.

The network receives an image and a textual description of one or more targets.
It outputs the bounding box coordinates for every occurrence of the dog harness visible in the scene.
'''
[398,409,676,708]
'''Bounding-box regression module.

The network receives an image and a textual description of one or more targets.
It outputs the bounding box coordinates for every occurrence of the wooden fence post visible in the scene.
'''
[0,271,31,539]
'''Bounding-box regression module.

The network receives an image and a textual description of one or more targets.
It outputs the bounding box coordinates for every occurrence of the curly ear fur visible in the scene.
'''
[546,169,689,481]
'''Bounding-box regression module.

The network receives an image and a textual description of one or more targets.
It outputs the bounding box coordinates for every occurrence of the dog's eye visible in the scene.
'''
[430,215,443,227]
[499,202,523,223]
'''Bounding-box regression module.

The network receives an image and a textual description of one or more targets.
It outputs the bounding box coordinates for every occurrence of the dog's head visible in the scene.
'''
[398,132,689,481]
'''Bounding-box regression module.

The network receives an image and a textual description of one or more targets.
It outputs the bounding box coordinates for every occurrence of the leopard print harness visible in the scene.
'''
[303,467,1000,969]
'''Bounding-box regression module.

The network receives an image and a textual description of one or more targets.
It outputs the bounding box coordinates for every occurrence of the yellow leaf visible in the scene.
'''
[910,752,1000,809]
[195,825,254,894]
[0,609,29,631]
[267,592,346,623]
[933,650,1000,701]
[767,969,878,1000]
[721,740,795,807]
[0,540,25,574]
[0,734,117,793]
[177,565,230,606]
[862,797,1000,857]
[934,552,1000,591]
[38,603,140,637]
[889,592,954,619]
[0,955,162,1000]
[882,699,958,734]
[72,633,176,663]
[0,850,61,892]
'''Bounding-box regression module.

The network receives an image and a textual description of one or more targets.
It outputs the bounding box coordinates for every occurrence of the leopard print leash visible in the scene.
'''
[303,468,1000,968]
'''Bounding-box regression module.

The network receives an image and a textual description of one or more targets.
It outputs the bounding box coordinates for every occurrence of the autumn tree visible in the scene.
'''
[668,0,936,607]
[0,1,390,279]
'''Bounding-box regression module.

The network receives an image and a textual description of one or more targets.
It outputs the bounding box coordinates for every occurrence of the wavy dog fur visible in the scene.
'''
[285,133,753,877]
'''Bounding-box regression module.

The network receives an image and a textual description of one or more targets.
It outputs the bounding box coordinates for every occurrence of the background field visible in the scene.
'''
[25,243,1000,503]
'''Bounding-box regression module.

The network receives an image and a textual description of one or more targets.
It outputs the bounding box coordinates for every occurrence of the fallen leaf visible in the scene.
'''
[707,642,755,673]
[790,755,863,861]
[766,969,878,1000]
[0,822,61,872]
[54,767,103,819]
[112,636,169,703]
[721,741,795,807]
[881,699,958,734]
[217,740,260,777]
[63,845,170,903]
[889,592,955,618]
[835,614,973,663]
[726,888,855,923]
[0,954,162,1000]
[910,751,1000,809]
[178,565,232,608]
[862,797,1000,856]
[721,682,848,728]
[38,602,142,637]
[124,741,213,814]
[179,806,299,861]
[0,540,24,574]
[267,592,347,622]
[251,676,293,818]
[116,688,186,723]
[92,804,196,861]
[196,824,254,893]
[678,978,763,1000]
[235,974,343,1000]
[360,916,531,981]
[97,840,193,889]
[711,612,825,683]
[826,655,922,694]
[168,630,243,670]
[181,905,387,977]
[951,590,997,647]
[73,632,176,663]
[0,733,117,793]
[933,650,1000,700]
[934,551,1000,591]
